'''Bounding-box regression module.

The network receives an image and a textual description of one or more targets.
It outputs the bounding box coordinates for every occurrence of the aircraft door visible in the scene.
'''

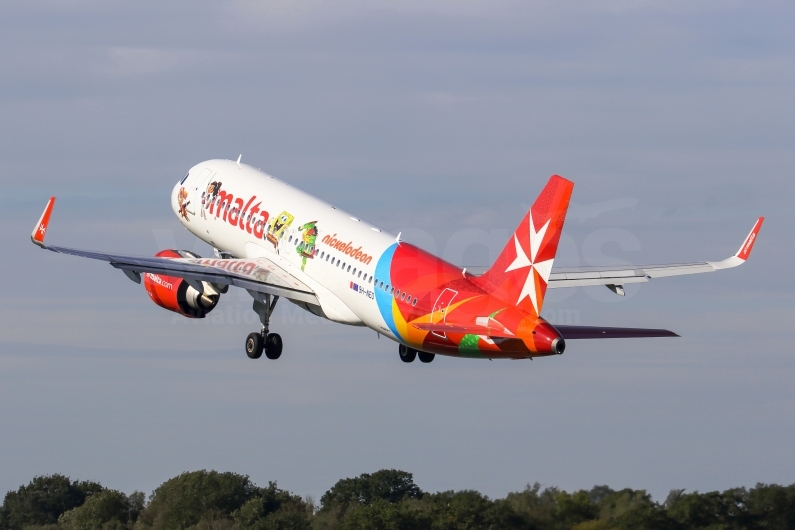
[431,288,458,338]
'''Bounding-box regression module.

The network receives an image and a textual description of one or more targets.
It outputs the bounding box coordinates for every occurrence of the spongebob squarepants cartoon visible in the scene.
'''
[266,211,294,247]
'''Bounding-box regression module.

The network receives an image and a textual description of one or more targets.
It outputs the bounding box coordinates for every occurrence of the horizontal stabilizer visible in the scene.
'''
[555,325,679,339]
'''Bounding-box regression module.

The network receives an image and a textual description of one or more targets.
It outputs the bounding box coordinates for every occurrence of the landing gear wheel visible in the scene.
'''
[265,333,283,359]
[246,333,263,359]
[399,345,416,363]
[418,351,435,363]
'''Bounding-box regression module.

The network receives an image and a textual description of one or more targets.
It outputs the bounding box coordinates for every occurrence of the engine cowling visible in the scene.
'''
[143,250,222,318]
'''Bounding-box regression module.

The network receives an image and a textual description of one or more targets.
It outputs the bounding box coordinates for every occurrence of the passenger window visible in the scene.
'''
[288,236,292,242]
[401,293,406,301]
[396,289,400,297]
[357,271,362,279]
[379,281,383,289]
[390,287,394,294]
[412,298,417,306]
[347,265,351,272]
[352,268,357,275]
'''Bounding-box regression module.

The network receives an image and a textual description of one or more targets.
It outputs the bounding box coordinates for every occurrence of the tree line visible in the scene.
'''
[1,469,793,530]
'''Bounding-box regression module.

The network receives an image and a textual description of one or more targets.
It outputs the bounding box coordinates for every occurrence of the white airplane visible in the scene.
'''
[31,158,763,362]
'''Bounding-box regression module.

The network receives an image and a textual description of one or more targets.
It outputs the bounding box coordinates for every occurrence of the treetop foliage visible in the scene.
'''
[319,470,423,509]
[1,470,793,530]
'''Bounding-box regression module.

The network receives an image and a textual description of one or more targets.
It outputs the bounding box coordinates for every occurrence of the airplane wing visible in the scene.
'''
[30,197,318,305]
[547,217,763,294]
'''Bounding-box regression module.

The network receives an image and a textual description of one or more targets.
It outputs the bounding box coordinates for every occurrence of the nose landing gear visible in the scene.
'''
[246,294,283,360]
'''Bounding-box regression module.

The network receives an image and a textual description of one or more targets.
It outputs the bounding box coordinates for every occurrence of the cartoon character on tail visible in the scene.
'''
[296,221,318,271]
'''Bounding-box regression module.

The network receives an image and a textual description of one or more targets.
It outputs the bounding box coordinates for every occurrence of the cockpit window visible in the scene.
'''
[180,172,189,185]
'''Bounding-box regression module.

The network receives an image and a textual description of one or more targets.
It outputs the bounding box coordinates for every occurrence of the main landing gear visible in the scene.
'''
[399,344,435,364]
[246,294,283,360]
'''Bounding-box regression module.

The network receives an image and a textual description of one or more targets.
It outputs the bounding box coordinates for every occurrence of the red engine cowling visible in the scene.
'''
[143,250,222,318]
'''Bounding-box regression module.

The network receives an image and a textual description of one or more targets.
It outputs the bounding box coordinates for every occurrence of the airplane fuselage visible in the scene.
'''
[173,159,561,359]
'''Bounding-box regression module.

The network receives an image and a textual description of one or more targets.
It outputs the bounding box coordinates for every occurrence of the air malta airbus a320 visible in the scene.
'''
[31,158,763,362]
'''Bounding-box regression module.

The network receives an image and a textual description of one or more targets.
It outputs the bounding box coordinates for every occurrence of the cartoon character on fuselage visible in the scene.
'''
[177,187,190,221]
[266,211,294,247]
[296,221,318,271]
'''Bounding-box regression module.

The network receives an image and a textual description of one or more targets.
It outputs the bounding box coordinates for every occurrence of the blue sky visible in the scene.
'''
[1,0,793,502]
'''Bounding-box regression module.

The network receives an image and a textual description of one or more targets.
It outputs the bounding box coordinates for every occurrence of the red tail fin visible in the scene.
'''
[473,175,573,317]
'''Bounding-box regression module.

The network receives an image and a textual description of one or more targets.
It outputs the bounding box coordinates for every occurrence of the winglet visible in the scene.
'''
[735,216,764,261]
[710,216,764,270]
[31,197,56,247]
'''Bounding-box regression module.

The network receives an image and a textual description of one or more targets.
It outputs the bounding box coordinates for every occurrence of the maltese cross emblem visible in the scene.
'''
[504,214,553,315]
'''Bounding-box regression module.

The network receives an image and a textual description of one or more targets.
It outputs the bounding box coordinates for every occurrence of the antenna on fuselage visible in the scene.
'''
[236,154,242,169]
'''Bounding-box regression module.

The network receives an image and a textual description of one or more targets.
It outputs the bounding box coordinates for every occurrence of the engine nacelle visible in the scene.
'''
[143,250,224,318]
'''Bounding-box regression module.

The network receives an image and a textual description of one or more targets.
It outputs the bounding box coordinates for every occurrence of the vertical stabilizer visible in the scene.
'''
[473,175,573,317]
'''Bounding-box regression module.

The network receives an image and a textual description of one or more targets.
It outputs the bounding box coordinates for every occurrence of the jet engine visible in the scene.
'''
[143,250,226,318]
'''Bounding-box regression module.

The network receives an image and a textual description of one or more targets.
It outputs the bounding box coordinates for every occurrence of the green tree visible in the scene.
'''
[666,488,751,530]
[135,471,257,530]
[0,475,103,530]
[571,522,612,530]
[58,490,137,530]
[504,483,558,529]
[319,470,422,511]
[552,490,599,530]
[597,488,672,530]
[746,483,795,530]
[336,499,430,530]
[234,482,311,530]
[419,490,527,530]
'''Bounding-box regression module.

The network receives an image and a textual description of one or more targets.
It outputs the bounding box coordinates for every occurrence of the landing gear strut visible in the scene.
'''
[247,294,283,360]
